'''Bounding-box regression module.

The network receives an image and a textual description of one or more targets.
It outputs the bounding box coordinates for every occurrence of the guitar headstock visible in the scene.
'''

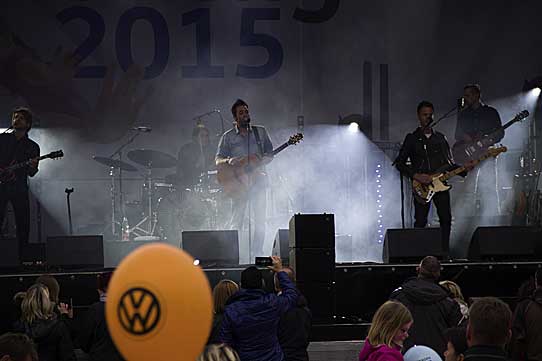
[288,133,303,145]
[46,150,64,160]
[514,110,529,122]
[487,146,507,158]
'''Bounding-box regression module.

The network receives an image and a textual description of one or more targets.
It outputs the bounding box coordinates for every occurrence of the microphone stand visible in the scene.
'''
[422,103,461,132]
[65,188,74,235]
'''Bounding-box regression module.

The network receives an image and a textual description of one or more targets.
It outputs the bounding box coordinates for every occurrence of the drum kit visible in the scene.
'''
[92,149,224,243]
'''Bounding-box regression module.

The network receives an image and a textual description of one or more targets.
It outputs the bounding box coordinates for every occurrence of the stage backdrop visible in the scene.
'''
[1,0,541,261]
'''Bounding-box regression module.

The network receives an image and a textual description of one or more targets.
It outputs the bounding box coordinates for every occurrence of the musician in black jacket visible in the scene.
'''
[0,107,39,260]
[395,101,473,252]
[455,84,503,216]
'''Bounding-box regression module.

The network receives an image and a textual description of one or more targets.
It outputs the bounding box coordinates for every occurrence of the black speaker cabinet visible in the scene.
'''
[103,239,155,267]
[296,282,335,322]
[46,235,104,268]
[383,228,447,263]
[0,237,19,268]
[289,214,335,249]
[468,226,542,261]
[182,230,239,266]
[289,248,335,283]
[272,229,289,265]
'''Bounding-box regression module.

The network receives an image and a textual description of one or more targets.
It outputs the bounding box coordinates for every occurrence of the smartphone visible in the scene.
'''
[255,257,273,266]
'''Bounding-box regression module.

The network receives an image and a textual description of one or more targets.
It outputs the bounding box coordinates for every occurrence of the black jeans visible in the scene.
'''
[0,185,30,255]
[414,190,451,255]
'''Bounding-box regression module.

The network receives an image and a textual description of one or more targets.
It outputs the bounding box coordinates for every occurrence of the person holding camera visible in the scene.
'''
[219,256,298,361]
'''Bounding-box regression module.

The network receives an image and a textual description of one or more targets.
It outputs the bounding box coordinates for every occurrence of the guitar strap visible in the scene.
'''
[252,126,265,157]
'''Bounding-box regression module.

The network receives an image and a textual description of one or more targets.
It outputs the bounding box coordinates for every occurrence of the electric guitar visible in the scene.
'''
[0,150,64,184]
[217,133,303,195]
[452,110,528,164]
[412,146,507,204]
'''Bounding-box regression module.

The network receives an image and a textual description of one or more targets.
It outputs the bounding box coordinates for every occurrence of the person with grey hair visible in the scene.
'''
[390,256,462,356]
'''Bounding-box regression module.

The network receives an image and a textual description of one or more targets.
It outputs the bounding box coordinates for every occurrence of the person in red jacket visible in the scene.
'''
[359,301,413,361]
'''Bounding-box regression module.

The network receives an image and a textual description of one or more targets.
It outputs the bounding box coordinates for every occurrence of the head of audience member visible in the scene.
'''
[417,256,441,282]
[467,297,511,348]
[197,344,240,361]
[96,271,114,297]
[517,277,535,300]
[443,328,467,361]
[213,280,239,314]
[439,281,465,302]
[35,275,60,304]
[21,283,55,324]
[367,301,413,349]
[274,267,295,293]
[0,333,37,361]
[240,266,263,290]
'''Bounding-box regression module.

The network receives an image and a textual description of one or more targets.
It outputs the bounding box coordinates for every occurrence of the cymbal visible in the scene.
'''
[93,156,138,171]
[127,149,177,168]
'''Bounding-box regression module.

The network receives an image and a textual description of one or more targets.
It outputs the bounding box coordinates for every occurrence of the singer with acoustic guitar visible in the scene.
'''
[0,107,40,260]
[215,99,274,259]
[394,101,475,253]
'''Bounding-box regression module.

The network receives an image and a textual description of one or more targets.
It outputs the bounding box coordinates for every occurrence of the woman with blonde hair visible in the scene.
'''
[13,283,76,361]
[208,280,239,344]
[359,301,413,361]
[439,280,468,324]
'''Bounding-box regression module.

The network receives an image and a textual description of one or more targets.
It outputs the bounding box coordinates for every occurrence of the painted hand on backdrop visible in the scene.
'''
[0,29,152,143]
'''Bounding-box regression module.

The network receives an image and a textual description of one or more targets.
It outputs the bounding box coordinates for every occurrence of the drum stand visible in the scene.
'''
[130,165,159,238]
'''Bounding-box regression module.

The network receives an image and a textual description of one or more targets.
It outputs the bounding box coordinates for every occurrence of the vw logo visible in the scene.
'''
[118,287,161,336]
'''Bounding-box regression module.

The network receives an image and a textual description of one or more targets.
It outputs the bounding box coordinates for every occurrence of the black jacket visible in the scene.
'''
[390,277,462,356]
[14,317,76,361]
[465,345,509,361]
[78,301,124,361]
[394,128,460,179]
[455,104,503,143]
[208,312,224,345]
[278,295,312,361]
[511,288,542,361]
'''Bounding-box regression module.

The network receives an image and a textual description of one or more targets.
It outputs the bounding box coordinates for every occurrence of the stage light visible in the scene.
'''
[523,76,542,92]
[348,122,360,133]
[531,87,541,97]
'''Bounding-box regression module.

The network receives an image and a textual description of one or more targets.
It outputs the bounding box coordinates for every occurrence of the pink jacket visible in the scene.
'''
[359,339,404,361]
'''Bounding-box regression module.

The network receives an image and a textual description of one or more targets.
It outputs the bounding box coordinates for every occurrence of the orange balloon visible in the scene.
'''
[106,243,212,361]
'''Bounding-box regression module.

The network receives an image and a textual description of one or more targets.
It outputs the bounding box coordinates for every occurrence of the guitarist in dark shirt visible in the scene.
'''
[216,99,273,260]
[395,101,473,253]
[0,107,39,258]
[455,84,503,216]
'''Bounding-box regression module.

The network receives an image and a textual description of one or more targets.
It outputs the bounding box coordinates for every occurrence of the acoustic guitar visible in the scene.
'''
[217,133,303,195]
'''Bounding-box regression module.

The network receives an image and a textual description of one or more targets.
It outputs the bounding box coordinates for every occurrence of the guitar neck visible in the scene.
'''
[6,155,48,172]
[271,141,290,156]
[440,153,493,182]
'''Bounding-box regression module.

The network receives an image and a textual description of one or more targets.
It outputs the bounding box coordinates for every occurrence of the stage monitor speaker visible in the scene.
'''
[103,239,156,268]
[46,235,104,268]
[289,214,335,249]
[468,226,542,261]
[272,229,289,265]
[182,230,239,267]
[289,248,335,283]
[0,237,19,268]
[383,228,447,263]
[296,282,335,322]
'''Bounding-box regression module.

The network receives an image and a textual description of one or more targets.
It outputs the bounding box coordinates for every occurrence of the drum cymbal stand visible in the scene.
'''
[130,163,158,237]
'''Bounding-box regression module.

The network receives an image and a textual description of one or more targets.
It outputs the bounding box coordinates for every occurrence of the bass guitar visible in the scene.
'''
[217,133,303,195]
[412,146,507,204]
[0,150,64,184]
[452,110,528,164]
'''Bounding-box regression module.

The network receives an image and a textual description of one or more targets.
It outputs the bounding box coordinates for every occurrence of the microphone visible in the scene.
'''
[132,126,152,132]
[458,97,465,110]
